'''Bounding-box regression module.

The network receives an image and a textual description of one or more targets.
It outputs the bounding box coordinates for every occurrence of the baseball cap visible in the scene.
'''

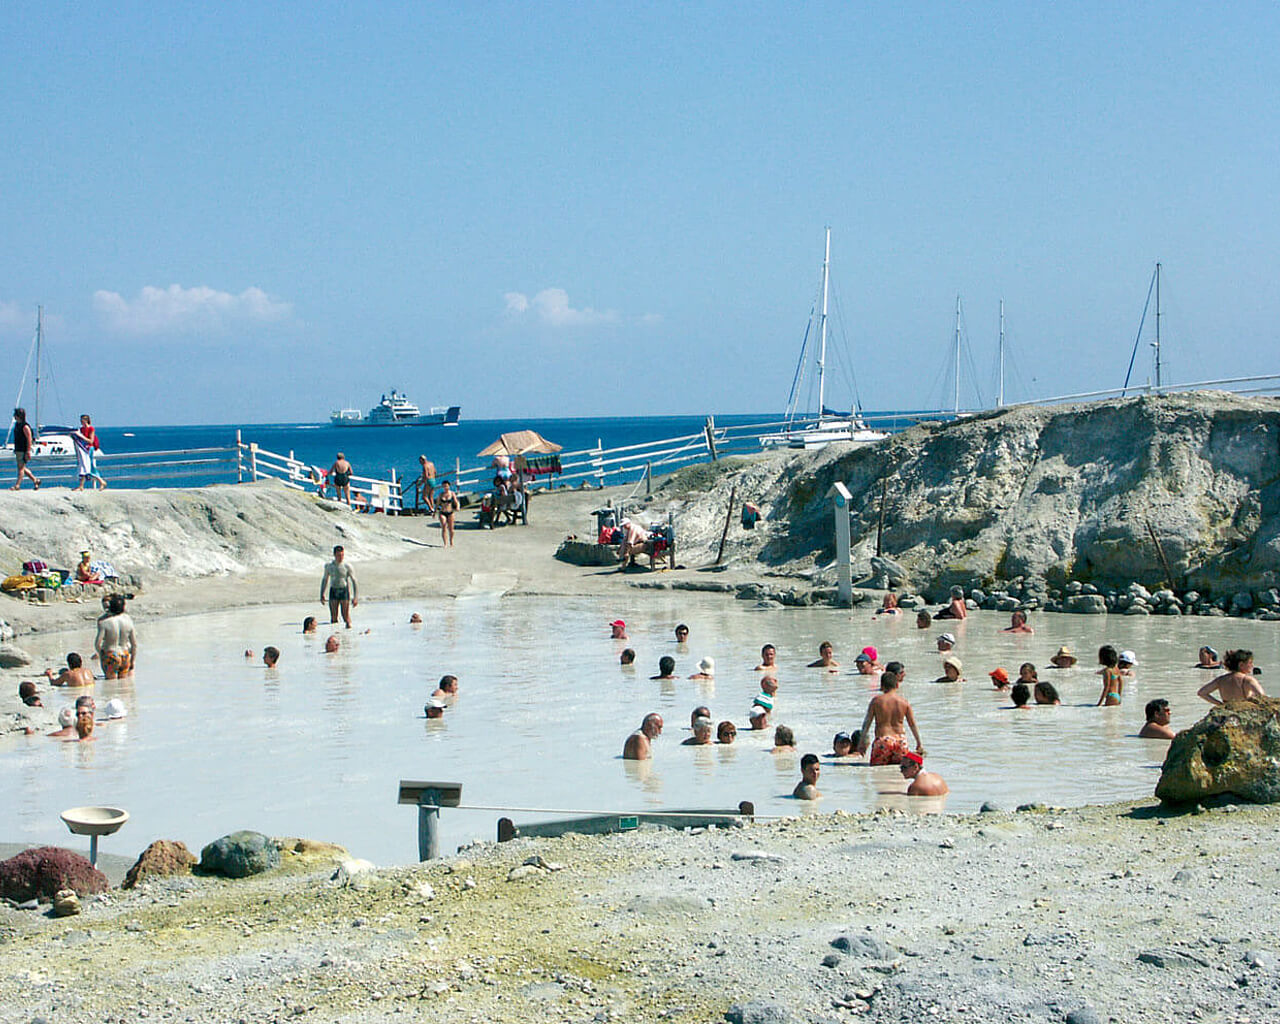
[989,667,1010,684]
[748,706,767,719]
[901,750,924,766]
[834,731,852,743]
[609,619,625,628]
[855,652,872,664]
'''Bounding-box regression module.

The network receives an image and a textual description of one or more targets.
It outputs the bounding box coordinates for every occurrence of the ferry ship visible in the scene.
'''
[330,390,461,428]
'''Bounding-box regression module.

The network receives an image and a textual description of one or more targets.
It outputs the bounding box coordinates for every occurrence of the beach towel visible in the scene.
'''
[2,575,37,592]
[89,559,118,580]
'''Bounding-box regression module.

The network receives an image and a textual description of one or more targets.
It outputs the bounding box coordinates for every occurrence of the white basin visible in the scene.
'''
[60,806,129,837]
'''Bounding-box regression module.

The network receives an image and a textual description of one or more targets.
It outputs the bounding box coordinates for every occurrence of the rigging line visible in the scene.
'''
[827,281,864,412]
[1122,266,1158,395]
[784,310,815,426]
[956,302,988,410]
[6,324,39,445]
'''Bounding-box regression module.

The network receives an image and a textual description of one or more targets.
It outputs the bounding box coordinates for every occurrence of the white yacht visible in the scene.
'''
[3,307,77,459]
[330,390,460,427]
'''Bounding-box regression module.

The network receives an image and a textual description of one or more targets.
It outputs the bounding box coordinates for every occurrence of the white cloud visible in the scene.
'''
[503,287,617,328]
[92,284,293,336]
[0,301,30,331]
[640,312,664,325]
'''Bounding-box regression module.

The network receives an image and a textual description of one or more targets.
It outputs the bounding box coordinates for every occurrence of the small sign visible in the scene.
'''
[618,815,639,831]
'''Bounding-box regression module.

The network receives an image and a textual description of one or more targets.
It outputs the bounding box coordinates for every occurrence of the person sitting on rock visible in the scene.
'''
[935,587,968,620]
[900,750,949,796]
[807,641,839,671]
[793,754,821,800]
[1195,645,1222,670]
[1001,610,1034,634]
[46,652,94,687]
[1197,649,1265,706]
[1139,698,1176,739]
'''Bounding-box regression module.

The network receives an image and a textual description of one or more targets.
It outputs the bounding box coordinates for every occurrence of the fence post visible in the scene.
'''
[390,468,398,516]
[704,417,718,461]
[236,430,243,483]
[828,483,853,607]
[594,438,605,487]
[248,442,258,482]
[645,461,652,495]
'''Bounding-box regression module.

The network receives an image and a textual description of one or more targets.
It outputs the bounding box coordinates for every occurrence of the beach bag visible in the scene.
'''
[22,560,48,574]
[37,573,62,589]
[2,574,37,592]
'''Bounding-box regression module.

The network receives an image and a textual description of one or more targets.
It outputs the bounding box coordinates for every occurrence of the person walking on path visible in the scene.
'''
[10,408,39,490]
[72,413,107,490]
[436,480,458,546]
[413,454,437,513]
[329,452,353,505]
[320,544,358,628]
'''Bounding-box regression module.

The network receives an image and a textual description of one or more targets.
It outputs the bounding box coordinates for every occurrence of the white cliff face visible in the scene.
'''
[663,392,1280,598]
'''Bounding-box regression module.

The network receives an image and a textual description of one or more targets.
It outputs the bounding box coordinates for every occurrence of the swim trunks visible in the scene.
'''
[333,471,351,487]
[869,734,909,766]
[329,586,349,603]
[105,649,133,675]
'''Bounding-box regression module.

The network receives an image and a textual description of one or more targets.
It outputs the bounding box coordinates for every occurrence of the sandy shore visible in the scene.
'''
[3,481,1279,1022]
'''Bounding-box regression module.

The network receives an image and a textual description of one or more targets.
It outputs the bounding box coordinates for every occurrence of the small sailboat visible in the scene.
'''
[759,229,888,450]
[3,307,76,459]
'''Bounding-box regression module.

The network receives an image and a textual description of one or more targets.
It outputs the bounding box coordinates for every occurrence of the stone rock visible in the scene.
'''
[821,952,841,968]
[331,859,376,886]
[0,847,108,902]
[1124,604,1151,615]
[1232,591,1254,612]
[198,830,280,879]
[123,840,196,889]
[0,642,33,668]
[51,889,81,917]
[831,933,893,959]
[1258,589,1280,608]
[969,588,987,604]
[1184,591,1201,605]
[1137,948,1211,969]
[726,1000,791,1024]
[731,850,785,864]
[1244,949,1277,971]
[1065,594,1107,614]
[869,555,908,586]
[278,837,350,871]
[979,801,1002,813]
[0,617,13,642]
[1065,1008,1103,1024]
[1128,582,1153,601]
[1156,697,1280,804]
[507,865,543,882]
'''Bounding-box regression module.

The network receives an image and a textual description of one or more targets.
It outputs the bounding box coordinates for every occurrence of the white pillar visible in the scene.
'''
[828,482,853,606]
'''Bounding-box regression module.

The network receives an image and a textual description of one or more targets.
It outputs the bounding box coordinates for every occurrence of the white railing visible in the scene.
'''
[236,432,403,514]
[21,445,240,486]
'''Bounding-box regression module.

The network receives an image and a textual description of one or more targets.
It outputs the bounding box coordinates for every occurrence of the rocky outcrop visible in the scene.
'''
[198,830,281,879]
[662,393,1280,599]
[0,846,108,902]
[123,839,197,889]
[1155,698,1280,804]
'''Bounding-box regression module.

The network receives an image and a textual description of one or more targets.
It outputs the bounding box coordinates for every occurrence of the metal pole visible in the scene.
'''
[34,306,42,438]
[817,228,830,423]
[645,461,652,495]
[248,443,258,481]
[1154,262,1162,390]
[390,468,398,516]
[89,834,99,867]
[953,295,961,414]
[997,299,1005,408]
[418,789,442,861]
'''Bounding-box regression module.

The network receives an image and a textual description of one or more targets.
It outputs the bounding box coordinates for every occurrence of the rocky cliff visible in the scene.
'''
[658,391,1280,602]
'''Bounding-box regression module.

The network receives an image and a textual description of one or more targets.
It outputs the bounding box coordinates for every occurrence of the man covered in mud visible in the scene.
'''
[855,662,925,765]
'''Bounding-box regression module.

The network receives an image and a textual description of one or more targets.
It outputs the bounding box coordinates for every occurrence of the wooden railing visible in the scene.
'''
[235,433,403,514]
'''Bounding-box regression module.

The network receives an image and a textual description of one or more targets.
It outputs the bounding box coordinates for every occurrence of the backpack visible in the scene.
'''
[22,559,48,574]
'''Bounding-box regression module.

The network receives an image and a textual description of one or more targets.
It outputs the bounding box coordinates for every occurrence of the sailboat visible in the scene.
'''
[3,307,76,459]
[759,229,888,450]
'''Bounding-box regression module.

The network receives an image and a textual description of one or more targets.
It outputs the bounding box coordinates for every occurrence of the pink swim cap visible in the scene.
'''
[862,646,878,662]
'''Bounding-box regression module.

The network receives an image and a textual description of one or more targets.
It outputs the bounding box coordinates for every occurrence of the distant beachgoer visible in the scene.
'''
[1095,645,1124,706]
[755,644,777,671]
[324,635,340,653]
[329,452,353,505]
[689,657,715,680]
[807,641,839,670]
[717,721,737,744]
[262,646,280,667]
[855,663,924,764]
[1011,682,1031,707]
[988,667,1010,690]
[1002,610,1034,634]
[854,652,880,677]
[320,544,358,628]
[610,619,628,640]
[793,754,821,800]
[432,675,459,699]
[623,713,663,760]
[620,648,636,666]
[875,593,901,617]
[1197,649,1265,706]
[1139,699,1175,739]
[900,751,949,796]
[936,587,967,620]
[409,612,422,624]
[1049,646,1078,669]
[935,655,963,683]
[302,616,317,635]
[18,680,42,707]
[244,649,255,659]
[1018,663,1038,684]
[748,706,770,730]
[94,594,137,679]
[936,632,956,653]
[75,550,104,584]
[651,655,677,680]
[72,414,106,490]
[48,705,76,738]
[1196,646,1222,669]
[424,699,446,719]
[1118,650,1138,677]
[771,725,796,753]
[413,455,437,513]
[617,518,650,569]
[759,675,778,697]
[861,646,880,667]
[1033,681,1061,705]
[674,623,690,644]
[690,705,712,728]
[10,408,39,490]
[66,703,96,742]
[46,652,93,687]
[828,732,854,758]
[916,609,932,629]
[683,717,714,746]
[436,481,458,546]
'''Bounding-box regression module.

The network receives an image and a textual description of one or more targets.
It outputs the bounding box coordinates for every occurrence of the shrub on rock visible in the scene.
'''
[0,846,108,902]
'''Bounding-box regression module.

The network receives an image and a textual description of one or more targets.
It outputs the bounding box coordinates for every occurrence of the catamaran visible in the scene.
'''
[3,307,76,459]
[759,229,888,450]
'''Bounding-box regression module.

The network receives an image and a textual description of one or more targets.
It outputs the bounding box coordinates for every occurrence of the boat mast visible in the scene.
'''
[997,299,1005,408]
[817,227,830,423]
[34,305,42,439]
[953,295,961,414]
[1153,261,1162,391]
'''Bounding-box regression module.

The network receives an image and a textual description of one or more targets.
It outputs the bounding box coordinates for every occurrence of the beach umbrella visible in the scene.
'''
[476,430,563,457]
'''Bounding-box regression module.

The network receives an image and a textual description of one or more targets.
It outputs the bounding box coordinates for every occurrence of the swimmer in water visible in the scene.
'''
[682,717,713,746]
[620,648,636,666]
[1049,646,1077,669]
[716,720,737,744]
[755,644,778,671]
[1197,649,1265,706]
[623,713,663,760]
[1139,698,1175,739]
[1033,681,1061,705]
[770,725,796,753]
[1018,663,1038,685]
[935,655,963,683]
[689,656,715,680]
[989,667,1010,690]
[1196,645,1222,669]
[916,609,932,630]
[875,593,901,616]
[674,623,689,645]
[1002,610,1034,634]
[324,635,340,653]
[46,652,94,687]
[650,656,677,680]
[827,731,854,758]
[899,751,949,796]
[793,754,821,800]
[807,641,839,671]
[302,616,317,635]
[262,647,279,668]
[432,675,459,700]
[1096,645,1123,707]
[65,703,96,743]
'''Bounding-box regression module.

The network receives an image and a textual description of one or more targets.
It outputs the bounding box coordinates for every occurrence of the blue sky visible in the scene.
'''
[2,2,1276,425]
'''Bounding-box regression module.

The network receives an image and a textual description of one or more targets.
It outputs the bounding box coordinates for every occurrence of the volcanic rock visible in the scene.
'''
[1155,698,1280,804]
[0,847,108,902]
[123,840,197,889]
[198,830,281,878]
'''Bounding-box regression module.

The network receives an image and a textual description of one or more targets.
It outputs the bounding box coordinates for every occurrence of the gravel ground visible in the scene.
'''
[3,798,1279,1024]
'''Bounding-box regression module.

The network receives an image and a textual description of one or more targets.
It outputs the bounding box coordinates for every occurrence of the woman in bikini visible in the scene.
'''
[1096,644,1123,706]
[436,480,458,547]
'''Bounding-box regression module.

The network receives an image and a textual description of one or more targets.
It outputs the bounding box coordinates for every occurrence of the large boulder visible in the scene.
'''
[123,840,197,889]
[1156,698,1280,804]
[0,642,33,668]
[1065,594,1108,614]
[198,830,280,878]
[0,846,108,902]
